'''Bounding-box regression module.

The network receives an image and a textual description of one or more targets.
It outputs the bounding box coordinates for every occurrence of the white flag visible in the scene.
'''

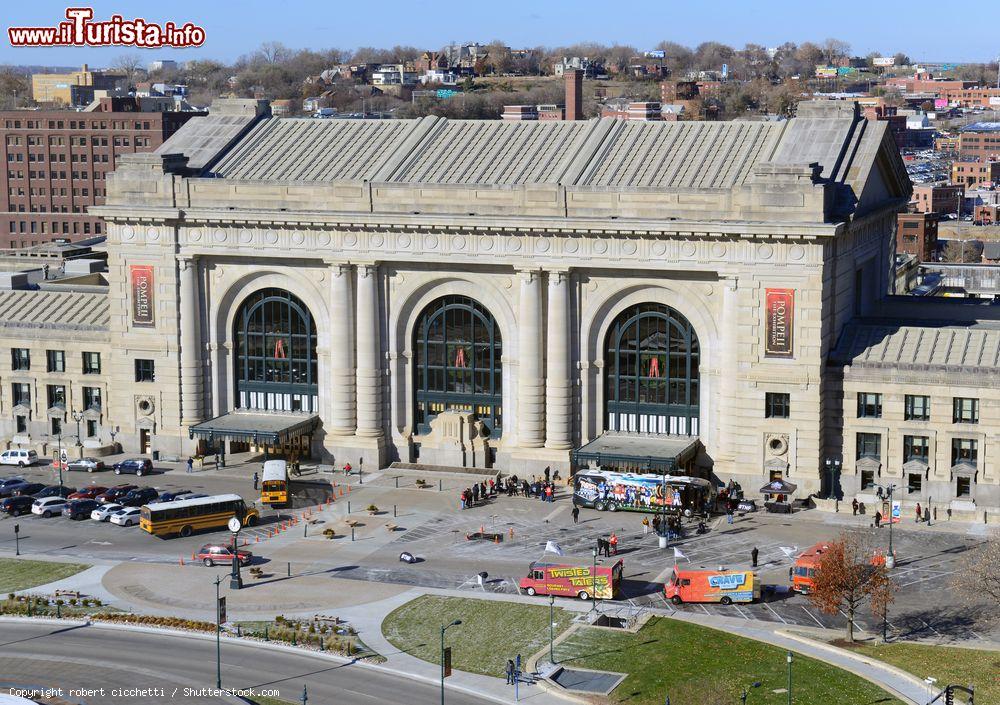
[779,546,799,559]
[673,547,686,561]
[545,540,565,556]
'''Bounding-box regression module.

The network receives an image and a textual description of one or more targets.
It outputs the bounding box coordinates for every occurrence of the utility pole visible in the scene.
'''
[215,575,223,690]
[787,651,793,705]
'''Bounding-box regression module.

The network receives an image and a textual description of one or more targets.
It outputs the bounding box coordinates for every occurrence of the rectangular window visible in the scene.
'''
[15,415,27,433]
[12,383,30,406]
[135,358,155,382]
[765,392,790,419]
[47,384,66,409]
[860,470,875,490]
[952,397,979,424]
[951,438,978,467]
[907,473,922,494]
[904,394,930,421]
[86,419,98,438]
[82,351,101,374]
[46,349,65,372]
[83,386,102,411]
[51,417,62,436]
[956,476,971,497]
[903,435,929,462]
[11,347,30,370]
[857,392,882,418]
[856,432,881,460]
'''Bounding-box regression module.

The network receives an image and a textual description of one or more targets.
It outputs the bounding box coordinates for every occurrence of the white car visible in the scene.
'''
[32,496,68,517]
[110,507,141,526]
[0,449,38,467]
[91,502,123,521]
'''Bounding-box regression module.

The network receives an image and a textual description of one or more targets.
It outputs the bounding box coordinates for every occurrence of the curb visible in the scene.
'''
[0,616,524,705]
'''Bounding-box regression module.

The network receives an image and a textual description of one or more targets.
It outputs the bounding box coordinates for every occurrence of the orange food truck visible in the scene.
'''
[520,560,624,600]
[790,543,828,594]
[665,568,760,605]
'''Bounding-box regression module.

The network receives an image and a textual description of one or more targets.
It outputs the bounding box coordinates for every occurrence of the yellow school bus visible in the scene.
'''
[261,459,289,507]
[140,493,259,538]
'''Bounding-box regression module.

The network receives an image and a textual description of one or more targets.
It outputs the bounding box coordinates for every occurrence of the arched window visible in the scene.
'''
[604,303,699,436]
[413,295,502,436]
[234,288,318,413]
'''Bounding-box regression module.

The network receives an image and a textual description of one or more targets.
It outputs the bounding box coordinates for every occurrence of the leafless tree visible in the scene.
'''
[113,54,144,85]
[952,532,1000,610]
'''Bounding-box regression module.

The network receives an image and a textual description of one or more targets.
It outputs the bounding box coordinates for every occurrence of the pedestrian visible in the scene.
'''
[652,515,661,534]
[544,466,551,483]
[876,486,884,500]
[460,490,467,511]
[641,516,650,535]
[215,452,221,468]
[472,483,480,505]
[186,457,193,474]
[933,506,938,522]
[915,502,922,523]
[874,510,882,528]
[489,478,495,496]
[726,507,734,525]
[544,484,553,503]
[506,659,515,685]
[851,498,859,516]
[924,506,930,525]
[344,462,352,476]
[572,506,580,524]
[751,546,759,568]
[609,532,618,555]
[252,471,259,491]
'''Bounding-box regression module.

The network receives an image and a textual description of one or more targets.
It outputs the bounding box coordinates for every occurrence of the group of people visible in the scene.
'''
[596,532,619,557]
[459,479,496,509]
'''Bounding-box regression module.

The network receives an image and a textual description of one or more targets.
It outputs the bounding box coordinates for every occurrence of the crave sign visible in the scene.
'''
[764,288,794,358]
[130,265,155,328]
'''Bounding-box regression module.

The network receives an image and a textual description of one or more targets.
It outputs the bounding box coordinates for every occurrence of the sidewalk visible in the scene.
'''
[779,505,996,537]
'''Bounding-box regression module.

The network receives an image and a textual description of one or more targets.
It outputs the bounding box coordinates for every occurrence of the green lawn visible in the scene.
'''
[251,698,296,705]
[853,642,997,704]
[556,617,903,705]
[0,558,89,593]
[381,595,575,677]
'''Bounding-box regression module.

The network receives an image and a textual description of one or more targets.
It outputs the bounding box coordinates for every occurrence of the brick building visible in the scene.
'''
[951,160,1000,189]
[957,123,1000,161]
[896,212,938,261]
[31,64,126,106]
[1,100,202,248]
[911,184,963,216]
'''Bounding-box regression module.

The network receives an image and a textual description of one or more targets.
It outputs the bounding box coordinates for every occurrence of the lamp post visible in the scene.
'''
[109,425,120,451]
[440,619,462,705]
[71,410,84,447]
[214,574,222,690]
[824,457,841,499]
[592,545,599,611]
[300,685,308,705]
[229,510,245,590]
[787,651,793,705]
[55,430,64,494]
[549,594,555,664]
[878,482,897,642]
[14,523,20,556]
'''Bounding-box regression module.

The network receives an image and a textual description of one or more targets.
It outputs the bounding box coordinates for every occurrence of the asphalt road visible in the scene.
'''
[0,621,493,705]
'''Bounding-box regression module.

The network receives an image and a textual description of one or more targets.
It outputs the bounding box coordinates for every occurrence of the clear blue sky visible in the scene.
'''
[2,0,996,67]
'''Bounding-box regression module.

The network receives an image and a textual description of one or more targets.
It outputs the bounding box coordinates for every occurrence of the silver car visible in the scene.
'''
[67,457,106,473]
[90,502,123,521]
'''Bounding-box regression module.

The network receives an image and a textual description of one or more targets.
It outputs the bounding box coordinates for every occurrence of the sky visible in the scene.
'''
[2,0,997,68]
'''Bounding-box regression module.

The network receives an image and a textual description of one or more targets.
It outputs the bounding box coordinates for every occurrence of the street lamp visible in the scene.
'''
[230,507,245,590]
[109,425,120,450]
[440,619,462,705]
[55,429,64,494]
[549,594,556,665]
[740,682,762,705]
[591,546,599,611]
[71,410,84,447]
[214,574,222,689]
[823,457,841,499]
[787,651,793,705]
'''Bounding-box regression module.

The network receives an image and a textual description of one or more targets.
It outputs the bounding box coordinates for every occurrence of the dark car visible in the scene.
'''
[12,482,46,497]
[95,484,137,504]
[154,489,192,503]
[67,498,100,520]
[33,485,76,499]
[119,487,159,507]
[0,494,34,516]
[0,478,28,498]
[113,458,153,477]
[68,486,108,500]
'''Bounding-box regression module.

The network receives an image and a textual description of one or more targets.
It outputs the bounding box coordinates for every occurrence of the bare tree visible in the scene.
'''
[113,53,144,85]
[807,534,895,642]
[952,533,1000,609]
[821,38,851,65]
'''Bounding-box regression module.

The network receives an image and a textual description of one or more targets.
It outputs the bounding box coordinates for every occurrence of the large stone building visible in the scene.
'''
[3,97,999,521]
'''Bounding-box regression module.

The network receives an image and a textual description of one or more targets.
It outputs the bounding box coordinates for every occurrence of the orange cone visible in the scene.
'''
[508,527,514,539]
[494,535,499,544]
[191,552,196,561]
[346,485,351,494]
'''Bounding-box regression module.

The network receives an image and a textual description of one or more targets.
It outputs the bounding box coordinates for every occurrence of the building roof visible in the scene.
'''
[961,122,1000,133]
[831,320,1000,372]
[155,99,269,171]
[0,290,109,331]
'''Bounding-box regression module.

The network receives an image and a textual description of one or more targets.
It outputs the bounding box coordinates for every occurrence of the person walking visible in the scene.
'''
[726,506,734,525]
[252,471,259,491]
[544,484,553,503]
[874,510,882,528]
[460,489,467,511]
[915,502,922,523]
[924,505,931,525]
[472,483,480,505]
[506,659,515,685]
[571,506,580,524]
[751,546,759,568]
[609,532,619,556]
[186,457,193,474]
[641,516,650,535]
[851,498,859,516]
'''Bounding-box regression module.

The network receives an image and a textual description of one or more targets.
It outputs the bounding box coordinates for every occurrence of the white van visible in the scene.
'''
[0,449,38,467]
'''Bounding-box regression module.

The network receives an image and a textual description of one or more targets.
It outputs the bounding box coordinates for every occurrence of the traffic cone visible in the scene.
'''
[346,485,351,494]
[509,527,514,539]
[339,488,344,497]
[494,535,499,544]
[191,552,196,561]
[256,535,260,543]
[480,525,485,534]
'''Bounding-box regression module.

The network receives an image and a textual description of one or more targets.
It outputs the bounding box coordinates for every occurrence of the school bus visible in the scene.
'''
[140,493,259,538]
[261,460,289,507]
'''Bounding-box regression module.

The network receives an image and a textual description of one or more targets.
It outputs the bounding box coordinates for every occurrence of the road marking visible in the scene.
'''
[733,604,752,621]
[542,504,567,523]
[801,606,825,628]
[763,602,788,624]
[699,604,712,616]
[837,609,866,632]
[919,618,942,637]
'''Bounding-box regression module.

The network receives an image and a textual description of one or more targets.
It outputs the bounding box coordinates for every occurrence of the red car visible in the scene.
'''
[95,484,137,504]
[196,543,253,567]
[68,486,108,500]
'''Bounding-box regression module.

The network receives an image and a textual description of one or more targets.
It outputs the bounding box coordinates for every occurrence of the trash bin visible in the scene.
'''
[658,535,668,549]
[152,450,160,461]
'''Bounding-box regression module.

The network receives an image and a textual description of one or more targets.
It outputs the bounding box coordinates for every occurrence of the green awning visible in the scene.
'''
[189,411,319,445]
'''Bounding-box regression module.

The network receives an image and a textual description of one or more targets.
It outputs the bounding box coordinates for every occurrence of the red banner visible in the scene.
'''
[130,265,155,328]
[764,288,794,358]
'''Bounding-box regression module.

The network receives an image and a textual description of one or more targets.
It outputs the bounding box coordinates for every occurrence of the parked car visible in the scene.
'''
[32,496,69,517]
[33,485,76,499]
[68,486,108,500]
[196,543,253,567]
[112,458,153,477]
[0,495,34,516]
[153,489,192,503]
[0,478,28,498]
[67,457,106,473]
[95,485,137,504]
[67,498,100,520]
[110,507,141,526]
[12,482,46,497]
[91,502,123,521]
[119,487,159,507]
[0,449,38,467]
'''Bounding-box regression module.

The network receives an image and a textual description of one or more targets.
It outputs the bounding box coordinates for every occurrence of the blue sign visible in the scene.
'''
[721,63,729,79]
[708,573,746,590]
[646,50,665,59]
[436,89,458,99]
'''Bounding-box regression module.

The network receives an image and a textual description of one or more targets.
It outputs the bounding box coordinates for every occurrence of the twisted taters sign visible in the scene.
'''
[764,288,794,358]
[130,265,155,328]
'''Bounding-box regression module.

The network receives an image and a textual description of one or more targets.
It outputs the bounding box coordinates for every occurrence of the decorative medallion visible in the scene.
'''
[453,236,467,250]
[291,231,305,245]
[681,242,697,257]
[317,232,331,246]
[506,238,522,253]
[344,233,358,247]
[563,239,579,254]
[757,243,774,260]
[239,229,253,244]
[479,236,494,251]
[146,227,160,242]
[264,231,278,245]
[122,225,135,240]
[423,234,438,249]
[788,245,805,261]
[397,233,411,248]
[593,240,608,254]
[651,242,667,257]
[710,242,726,259]
[371,232,384,248]
[536,239,550,253]
[213,229,227,243]
[621,241,637,255]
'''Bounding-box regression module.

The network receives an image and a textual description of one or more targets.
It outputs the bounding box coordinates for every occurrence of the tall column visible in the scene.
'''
[178,256,203,425]
[517,269,545,448]
[545,269,572,449]
[355,263,382,438]
[718,275,740,463]
[329,262,356,435]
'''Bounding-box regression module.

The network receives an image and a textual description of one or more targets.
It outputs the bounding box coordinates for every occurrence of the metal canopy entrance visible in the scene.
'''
[571,433,700,474]
[189,411,320,446]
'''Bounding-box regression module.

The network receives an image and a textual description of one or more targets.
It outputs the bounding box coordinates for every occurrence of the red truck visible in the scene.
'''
[520,560,624,600]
